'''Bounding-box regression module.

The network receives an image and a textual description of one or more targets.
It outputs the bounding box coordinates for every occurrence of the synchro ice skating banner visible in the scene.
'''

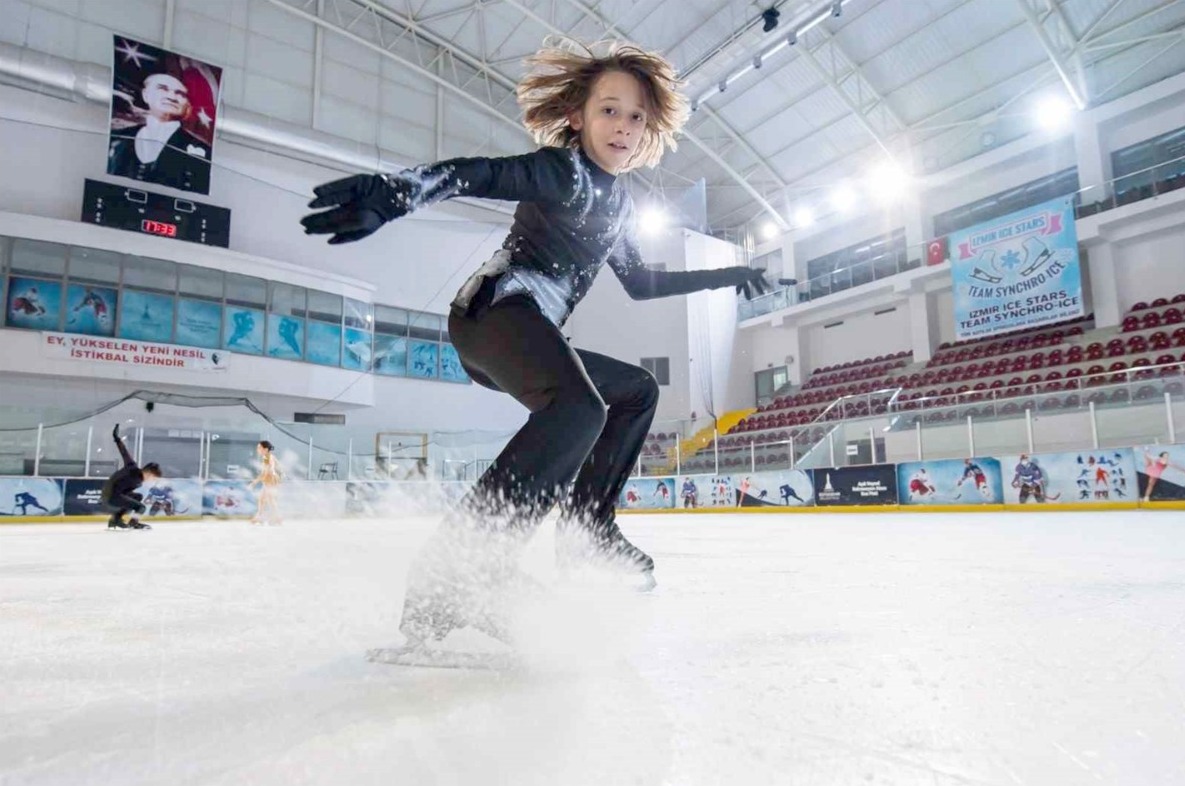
[950,195,1083,340]
[812,466,898,506]
[1133,444,1185,502]
[897,457,1004,506]
[999,450,1136,504]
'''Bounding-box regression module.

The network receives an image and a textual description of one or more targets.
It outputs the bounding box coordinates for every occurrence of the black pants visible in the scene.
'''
[105,491,144,524]
[448,285,659,539]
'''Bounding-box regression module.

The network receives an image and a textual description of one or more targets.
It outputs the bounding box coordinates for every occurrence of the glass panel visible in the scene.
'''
[5,276,64,331]
[374,336,407,376]
[178,263,223,300]
[65,283,117,336]
[344,297,373,329]
[123,255,177,294]
[307,289,342,323]
[342,326,373,371]
[176,298,222,348]
[408,312,442,341]
[118,289,175,342]
[374,305,408,336]
[439,343,468,382]
[225,273,267,308]
[267,313,305,360]
[408,340,439,378]
[306,320,342,366]
[269,282,306,318]
[11,239,67,277]
[223,306,264,354]
[67,247,121,285]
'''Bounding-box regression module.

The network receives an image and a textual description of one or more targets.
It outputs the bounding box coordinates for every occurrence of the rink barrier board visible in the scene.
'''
[4,501,1184,524]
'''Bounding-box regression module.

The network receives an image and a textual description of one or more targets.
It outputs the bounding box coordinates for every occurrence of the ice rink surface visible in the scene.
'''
[2,510,1184,786]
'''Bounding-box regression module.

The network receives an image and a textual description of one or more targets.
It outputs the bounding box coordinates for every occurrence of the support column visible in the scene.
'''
[1073,112,1111,205]
[784,325,809,386]
[908,291,937,364]
[1085,241,1121,329]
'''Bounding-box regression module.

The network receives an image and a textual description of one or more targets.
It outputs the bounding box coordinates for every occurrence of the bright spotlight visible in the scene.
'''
[1035,94,1074,132]
[639,205,669,235]
[793,206,814,228]
[828,184,856,212]
[760,221,779,240]
[867,161,909,203]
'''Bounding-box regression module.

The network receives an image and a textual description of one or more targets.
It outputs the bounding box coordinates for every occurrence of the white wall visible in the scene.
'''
[686,231,751,417]
[565,226,694,423]
[805,306,912,368]
[1112,223,1185,310]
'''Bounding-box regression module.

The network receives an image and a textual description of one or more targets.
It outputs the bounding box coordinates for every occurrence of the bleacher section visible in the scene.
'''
[677,301,1185,474]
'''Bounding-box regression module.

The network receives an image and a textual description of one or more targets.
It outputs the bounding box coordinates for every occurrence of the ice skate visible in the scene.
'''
[107,515,129,530]
[127,518,152,530]
[557,517,656,591]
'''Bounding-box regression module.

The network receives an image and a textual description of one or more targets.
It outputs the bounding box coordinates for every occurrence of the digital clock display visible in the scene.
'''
[141,219,178,237]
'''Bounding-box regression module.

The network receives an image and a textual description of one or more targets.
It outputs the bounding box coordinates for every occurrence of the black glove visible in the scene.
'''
[300,173,416,245]
[722,267,771,300]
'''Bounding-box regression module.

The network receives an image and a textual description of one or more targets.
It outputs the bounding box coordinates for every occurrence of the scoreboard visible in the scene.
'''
[81,179,231,248]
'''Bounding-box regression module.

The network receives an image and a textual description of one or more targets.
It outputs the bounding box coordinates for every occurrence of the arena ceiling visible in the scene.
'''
[268,0,1185,231]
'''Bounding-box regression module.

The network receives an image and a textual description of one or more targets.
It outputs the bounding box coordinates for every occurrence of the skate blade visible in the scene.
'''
[366,646,520,671]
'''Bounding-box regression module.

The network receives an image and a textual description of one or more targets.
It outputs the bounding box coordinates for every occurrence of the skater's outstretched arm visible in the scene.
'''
[112,425,135,467]
[609,215,769,301]
[301,148,578,245]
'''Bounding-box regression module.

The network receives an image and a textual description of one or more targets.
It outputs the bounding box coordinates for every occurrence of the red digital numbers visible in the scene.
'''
[141,219,177,237]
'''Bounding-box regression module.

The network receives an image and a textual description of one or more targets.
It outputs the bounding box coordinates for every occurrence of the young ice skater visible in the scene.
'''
[302,40,768,646]
[102,424,160,530]
[249,440,282,525]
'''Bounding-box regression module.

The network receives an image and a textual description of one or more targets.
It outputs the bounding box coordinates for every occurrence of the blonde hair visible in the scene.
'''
[516,39,689,171]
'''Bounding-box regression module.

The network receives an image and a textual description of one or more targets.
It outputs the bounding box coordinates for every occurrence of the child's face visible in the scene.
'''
[569,70,649,174]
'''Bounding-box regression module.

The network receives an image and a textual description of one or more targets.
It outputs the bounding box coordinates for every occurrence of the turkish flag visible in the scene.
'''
[926,236,949,266]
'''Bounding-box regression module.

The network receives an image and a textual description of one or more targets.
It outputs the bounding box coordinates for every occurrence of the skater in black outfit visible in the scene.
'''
[102,425,161,530]
[302,41,768,645]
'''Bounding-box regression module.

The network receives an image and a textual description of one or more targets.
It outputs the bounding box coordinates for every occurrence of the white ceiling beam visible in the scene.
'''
[1014,0,1088,108]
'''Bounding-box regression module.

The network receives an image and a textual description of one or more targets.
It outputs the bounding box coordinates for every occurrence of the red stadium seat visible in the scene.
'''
[1131,301,1149,311]
[1152,298,1170,308]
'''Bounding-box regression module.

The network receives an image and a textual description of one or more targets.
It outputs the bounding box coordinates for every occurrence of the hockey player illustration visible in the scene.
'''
[908,467,937,500]
[954,459,993,500]
[652,479,671,503]
[680,478,698,508]
[12,491,49,516]
[11,285,47,316]
[144,484,182,516]
[779,483,805,505]
[227,310,259,351]
[70,288,110,324]
[1011,454,1059,503]
[274,317,302,357]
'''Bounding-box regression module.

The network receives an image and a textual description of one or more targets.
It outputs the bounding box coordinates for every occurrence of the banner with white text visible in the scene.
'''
[950,195,1083,340]
[42,332,229,371]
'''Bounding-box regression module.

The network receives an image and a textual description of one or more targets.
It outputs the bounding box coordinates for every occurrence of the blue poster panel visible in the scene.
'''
[63,479,107,515]
[176,299,222,348]
[342,327,373,371]
[202,480,257,516]
[223,306,264,355]
[439,343,469,383]
[812,465,899,506]
[897,457,1004,505]
[373,335,407,376]
[142,478,202,517]
[306,320,342,366]
[119,289,175,342]
[999,449,1137,504]
[409,340,439,378]
[0,478,64,516]
[743,469,815,507]
[6,277,63,331]
[619,477,676,509]
[950,195,1083,341]
[1133,444,1185,501]
[65,284,116,336]
[267,313,304,360]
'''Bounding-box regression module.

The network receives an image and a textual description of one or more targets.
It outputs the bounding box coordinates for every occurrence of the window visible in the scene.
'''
[755,366,788,404]
[932,168,1079,237]
[223,273,266,355]
[11,239,67,278]
[119,256,176,342]
[641,357,670,386]
[805,228,907,300]
[373,304,408,377]
[1112,126,1185,195]
[408,311,442,341]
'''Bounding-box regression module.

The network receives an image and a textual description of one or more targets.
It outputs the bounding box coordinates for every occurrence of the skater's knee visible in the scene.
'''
[635,368,660,410]
[564,387,608,443]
